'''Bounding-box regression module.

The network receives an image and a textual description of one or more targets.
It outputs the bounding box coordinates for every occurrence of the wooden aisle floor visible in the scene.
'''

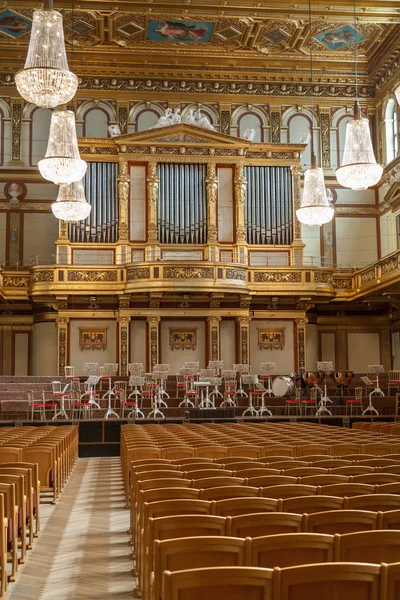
[8,457,133,600]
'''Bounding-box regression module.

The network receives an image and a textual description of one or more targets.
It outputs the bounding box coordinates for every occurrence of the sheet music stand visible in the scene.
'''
[363,365,384,416]
[153,364,170,407]
[208,361,223,376]
[148,376,165,419]
[315,361,333,416]
[81,375,101,409]
[178,367,198,408]
[259,363,276,397]
[233,364,249,398]
[102,363,119,419]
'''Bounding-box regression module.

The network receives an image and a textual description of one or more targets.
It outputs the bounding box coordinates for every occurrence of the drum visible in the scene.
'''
[302,371,324,388]
[331,371,354,386]
[272,376,295,397]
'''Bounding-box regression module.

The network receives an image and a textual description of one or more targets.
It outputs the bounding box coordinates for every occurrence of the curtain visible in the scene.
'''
[69,162,118,243]
[245,166,293,245]
[157,163,207,244]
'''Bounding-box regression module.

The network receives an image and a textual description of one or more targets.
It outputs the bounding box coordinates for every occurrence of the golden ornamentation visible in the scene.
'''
[11,98,22,162]
[169,328,197,351]
[208,316,221,361]
[320,111,331,168]
[237,316,250,364]
[67,271,118,282]
[118,160,130,242]
[79,328,107,351]
[118,105,128,135]
[118,316,130,376]
[226,268,246,281]
[381,255,399,275]
[270,110,281,143]
[56,317,69,377]
[314,271,333,284]
[147,161,159,242]
[291,165,302,240]
[31,271,53,283]
[127,268,150,280]
[254,271,301,283]
[3,276,29,288]
[258,327,285,350]
[164,267,214,279]
[333,278,353,289]
[360,269,376,285]
[295,318,307,371]
[147,316,160,369]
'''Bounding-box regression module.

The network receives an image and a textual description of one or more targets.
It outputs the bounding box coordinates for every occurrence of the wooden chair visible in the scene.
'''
[386,562,400,599]
[261,445,295,458]
[346,494,400,512]
[153,536,247,600]
[262,460,307,470]
[362,443,395,456]
[227,445,261,459]
[306,509,378,534]
[380,465,400,474]
[22,446,58,503]
[213,497,278,517]
[232,467,280,478]
[249,532,335,569]
[388,370,400,395]
[0,462,40,538]
[300,474,350,486]
[200,485,259,501]
[174,458,218,466]
[161,448,195,460]
[381,509,400,530]
[228,512,303,538]
[260,457,296,466]
[0,483,18,581]
[353,473,400,485]
[282,495,344,515]
[296,444,330,458]
[0,466,34,550]
[358,458,400,467]
[0,474,27,566]
[338,529,400,563]
[193,476,245,489]
[261,484,317,499]
[330,444,362,457]
[0,494,6,599]
[185,469,233,479]
[248,476,297,488]
[274,562,381,600]
[163,566,274,600]
[195,446,228,459]
[319,483,375,497]
[284,467,329,477]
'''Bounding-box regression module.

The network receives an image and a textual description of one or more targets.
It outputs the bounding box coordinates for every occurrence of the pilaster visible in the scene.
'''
[147,162,159,251]
[147,316,160,370]
[234,164,247,264]
[295,317,307,371]
[118,161,130,243]
[11,98,23,164]
[208,316,221,362]
[118,316,130,376]
[236,316,251,364]
[56,317,69,377]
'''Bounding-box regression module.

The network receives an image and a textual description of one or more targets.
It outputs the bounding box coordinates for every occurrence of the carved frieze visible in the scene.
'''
[333,278,353,289]
[31,271,54,283]
[360,269,376,285]
[254,272,302,283]
[127,268,151,280]
[3,276,29,288]
[11,98,22,162]
[226,268,246,281]
[163,267,214,279]
[67,271,118,282]
[320,111,331,168]
[381,255,399,275]
[314,271,333,284]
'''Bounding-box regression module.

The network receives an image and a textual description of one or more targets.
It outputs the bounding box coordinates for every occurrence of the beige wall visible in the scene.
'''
[160,320,206,374]
[320,332,335,366]
[220,319,236,369]
[380,211,396,258]
[23,213,59,264]
[250,320,294,375]
[14,332,29,376]
[392,332,400,370]
[31,322,57,375]
[130,320,147,370]
[335,217,378,268]
[302,224,321,266]
[69,320,117,376]
[347,332,380,372]
[0,212,6,265]
[306,324,318,371]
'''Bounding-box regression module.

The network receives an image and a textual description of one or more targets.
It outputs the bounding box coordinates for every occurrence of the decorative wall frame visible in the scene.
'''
[79,328,107,351]
[169,328,197,351]
[258,328,285,350]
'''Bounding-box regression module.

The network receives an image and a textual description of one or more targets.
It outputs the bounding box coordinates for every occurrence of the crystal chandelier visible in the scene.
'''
[39,110,87,185]
[296,154,334,227]
[336,101,383,190]
[52,179,91,222]
[335,0,382,190]
[15,0,78,109]
[296,0,333,228]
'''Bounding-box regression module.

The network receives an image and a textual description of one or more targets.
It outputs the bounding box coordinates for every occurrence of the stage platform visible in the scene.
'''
[0,413,399,456]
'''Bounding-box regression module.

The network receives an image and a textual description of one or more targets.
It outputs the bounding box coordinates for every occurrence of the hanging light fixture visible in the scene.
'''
[52,179,91,222]
[335,0,382,190]
[296,0,333,228]
[15,0,78,109]
[39,110,87,185]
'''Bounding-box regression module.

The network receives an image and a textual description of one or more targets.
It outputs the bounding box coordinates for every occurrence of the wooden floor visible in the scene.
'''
[8,457,133,600]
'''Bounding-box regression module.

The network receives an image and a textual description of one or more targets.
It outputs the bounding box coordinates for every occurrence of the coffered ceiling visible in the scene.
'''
[0,2,399,92]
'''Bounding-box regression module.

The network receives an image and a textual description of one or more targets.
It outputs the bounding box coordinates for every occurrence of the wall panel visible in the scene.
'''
[130,165,147,241]
[220,319,236,369]
[217,167,234,243]
[14,333,29,376]
[335,217,377,268]
[347,332,380,372]
[250,320,294,374]
[32,322,57,376]
[69,320,117,376]
[130,320,147,368]
[306,324,318,371]
[320,333,335,365]
[23,213,59,264]
[160,320,206,374]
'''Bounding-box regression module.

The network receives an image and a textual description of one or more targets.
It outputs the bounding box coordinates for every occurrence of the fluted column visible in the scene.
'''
[147,316,160,370]
[147,162,159,244]
[56,317,69,376]
[208,316,221,362]
[234,164,247,264]
[206,163,218,255]
[118,161,130,242]
[118,316,130,376]
[237,316,251,365]
[291,164,305,266]
[295,318,307,371]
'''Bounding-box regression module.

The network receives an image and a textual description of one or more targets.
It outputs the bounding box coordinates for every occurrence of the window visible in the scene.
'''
[385,98,398,164]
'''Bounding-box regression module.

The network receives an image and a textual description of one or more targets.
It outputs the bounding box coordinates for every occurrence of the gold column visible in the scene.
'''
[208,316,221,362]
[118,161,130,243]
[237,316,251,365]
[56,317,69,376]
[220,104,231,135]
[291,165,305,266]
[295,318,307,371]
[206,163,218,257]
[234,164,247,263]
[118,316,130,376]
[147,316,160,370]
[117,102,129,135]
[147,162,159,245]
[11,98,23,164]
[320,108,331,169]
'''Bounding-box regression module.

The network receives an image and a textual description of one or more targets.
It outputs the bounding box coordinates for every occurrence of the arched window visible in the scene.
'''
[238,113,263,142]
[137,109,159,131]
[31,107,52,166]
[385,99,398,164]
[83,107,109,138]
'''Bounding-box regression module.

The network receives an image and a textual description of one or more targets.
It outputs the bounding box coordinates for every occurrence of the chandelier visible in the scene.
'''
[296,0,333,228]
[296,154,334,227]
[15,1,78,109]
[39,110,87,185]
[335,0,382,190]
[52,179,91,222]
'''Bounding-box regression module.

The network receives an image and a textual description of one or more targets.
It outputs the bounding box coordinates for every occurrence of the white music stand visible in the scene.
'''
[259,363,276,397]
[220,370,238,408]
[102,363,119,419]
[195,379,214,409]
[315,361,333,416]
[208,361,223,375]
[126,376,145,419]
[178,367,197,408]
[148,378,165,419]
[83,362,98,375]
[81,375,101,409]
[233,364,249,398]
[363,365,384,416]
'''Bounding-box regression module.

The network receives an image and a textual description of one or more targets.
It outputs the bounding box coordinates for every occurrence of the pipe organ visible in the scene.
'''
[69,162,119,243]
